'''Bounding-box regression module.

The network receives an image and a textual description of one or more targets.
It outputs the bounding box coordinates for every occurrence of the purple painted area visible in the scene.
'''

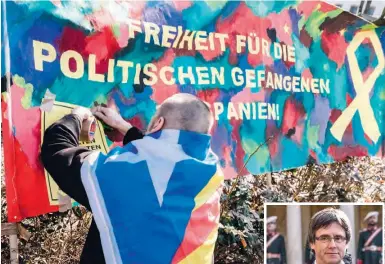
[310,96,330,145]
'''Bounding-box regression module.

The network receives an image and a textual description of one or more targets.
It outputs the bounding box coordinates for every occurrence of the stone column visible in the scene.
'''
[340,204,356,263]
[287,205,303,264]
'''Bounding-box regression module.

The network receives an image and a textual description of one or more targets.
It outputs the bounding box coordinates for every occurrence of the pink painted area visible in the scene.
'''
[58,27,87,72]
[275,41,296,69]
[248,46,274,68]
[269,10,293,46]
[329,108,342,124]
[196,88,221,104]
[151,49,179,104]
[230,119,246,178]
[266,123,280,158]
[85,1,146,28]
[230,88,265,103]
[302,68,313,79]
[11,84,41,170]
[2,94,20,221]
[58,26,121,75]
[109,142,123,149]
[330,108,353,140]
[269,136,280,159]
[321,31,349,70]
[117,24,129,48]
[112,2,146,48]
[297,1,318,17]
[329,95,355,145]
[86,8,115,32]
[282,97,305,135]
[127,1,146,20]
[50,0,62,8]
[318,1,338,12]
[362,38,371,45]
[292,120,305,146]
[84,27,121,74]
[328,145,368,161]
[362,66,375,83]
[376,145,384,157]
[2,89,58,221]
[199,38,226,61]
[222,146,239,180]
[175,48,197,57]
[128,115,145,132]
[309,150,318,163]
[173,0,192,11]
[330,94,352,124]
[215,2,273,67]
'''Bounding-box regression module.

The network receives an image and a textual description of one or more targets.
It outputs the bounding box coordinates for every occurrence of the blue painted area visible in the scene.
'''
[246,0,297,17]
[280,136,309,168]
[355,43,371,73]
[289,8,301,38]
[220,1,241,21]
[182,1,225,30]
[293,35,310,73]
[4,3,62,98]
[3,0,385,182]
[172,51,234,91]
[328,64,349,110]
[270,90,291,128]
[143,1,186,45]
[378,29,385,54]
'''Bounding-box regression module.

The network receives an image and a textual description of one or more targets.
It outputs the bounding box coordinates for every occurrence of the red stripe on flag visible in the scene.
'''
[172,190,220,263]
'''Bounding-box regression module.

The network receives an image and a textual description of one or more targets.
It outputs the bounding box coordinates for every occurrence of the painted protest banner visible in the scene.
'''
[1,0,384,221]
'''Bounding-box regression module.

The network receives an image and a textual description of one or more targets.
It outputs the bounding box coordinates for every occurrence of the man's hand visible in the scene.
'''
[72,107,92,122]
[91,106,132,135]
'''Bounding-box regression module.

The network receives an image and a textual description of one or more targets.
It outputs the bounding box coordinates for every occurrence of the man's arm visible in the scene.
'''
[41,111,144,210]
[357,232,364,264]
[280,235,287,264]
[41,114,92,209]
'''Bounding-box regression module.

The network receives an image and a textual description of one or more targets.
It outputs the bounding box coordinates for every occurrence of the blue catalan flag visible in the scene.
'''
[81,129,224,264]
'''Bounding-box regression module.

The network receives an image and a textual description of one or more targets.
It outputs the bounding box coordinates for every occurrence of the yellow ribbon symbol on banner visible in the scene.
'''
[330,31,385,144]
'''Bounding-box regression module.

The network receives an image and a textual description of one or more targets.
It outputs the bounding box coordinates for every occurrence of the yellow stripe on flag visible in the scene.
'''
[193,167,224,211]
[178,227,218,264]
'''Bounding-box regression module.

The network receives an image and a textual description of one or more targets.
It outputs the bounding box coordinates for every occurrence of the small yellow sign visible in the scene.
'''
[41,101,109,206]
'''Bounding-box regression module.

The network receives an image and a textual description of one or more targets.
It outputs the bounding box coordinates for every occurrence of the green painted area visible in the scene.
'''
[14,75,34,109]
[204,0,228,11]
[307,124,320,149]
[304,9,343,40]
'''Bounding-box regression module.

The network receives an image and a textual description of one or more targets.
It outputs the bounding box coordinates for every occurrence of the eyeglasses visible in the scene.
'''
[315,235,347,244]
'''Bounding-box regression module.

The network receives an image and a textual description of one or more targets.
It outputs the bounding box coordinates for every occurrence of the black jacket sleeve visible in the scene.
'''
[41,114,144,210]
[280,235,287,264]
[357,232,364,261]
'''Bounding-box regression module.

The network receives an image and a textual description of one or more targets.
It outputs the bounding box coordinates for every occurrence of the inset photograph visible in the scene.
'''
[264,203,383,264]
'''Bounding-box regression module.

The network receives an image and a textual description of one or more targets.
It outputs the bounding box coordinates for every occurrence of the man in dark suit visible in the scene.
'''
[308,208,351,264]
[266,216,287,264]
[357,211,383,264]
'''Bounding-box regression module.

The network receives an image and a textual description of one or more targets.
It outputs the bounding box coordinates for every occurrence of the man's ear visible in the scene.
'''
[310,243,315,250]
[148,116,165,133]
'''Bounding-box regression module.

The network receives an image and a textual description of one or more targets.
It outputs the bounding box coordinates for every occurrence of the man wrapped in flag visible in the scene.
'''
[41,93,224,264]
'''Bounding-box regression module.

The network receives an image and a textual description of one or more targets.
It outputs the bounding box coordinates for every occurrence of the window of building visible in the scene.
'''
[364,6,375,15]
[350,5,358,14]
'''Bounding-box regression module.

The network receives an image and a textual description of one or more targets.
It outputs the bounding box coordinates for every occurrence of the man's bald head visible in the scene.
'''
[147,93,213,134]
